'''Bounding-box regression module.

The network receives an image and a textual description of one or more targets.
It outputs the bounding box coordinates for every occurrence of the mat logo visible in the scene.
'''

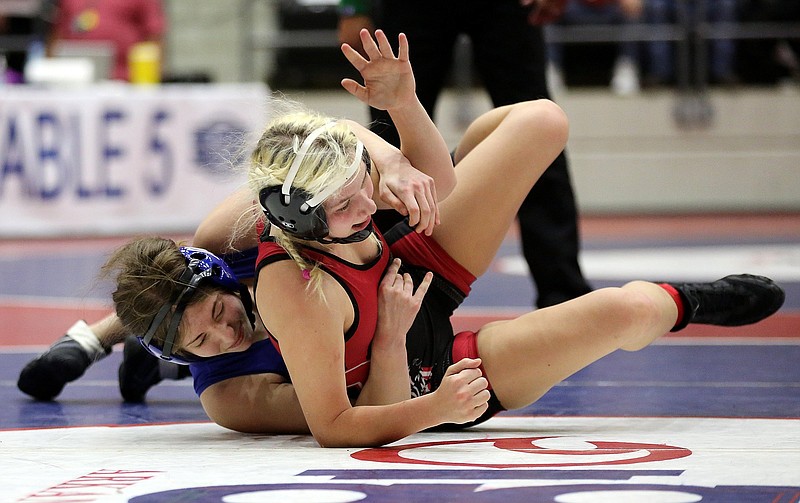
[352,436,692,468]
[129,482,800,502]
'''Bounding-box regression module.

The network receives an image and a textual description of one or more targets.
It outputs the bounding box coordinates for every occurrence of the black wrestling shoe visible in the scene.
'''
[118,335,192,402]
[670,274,785,331]
[18,322,111,401]
[119,335,163,403]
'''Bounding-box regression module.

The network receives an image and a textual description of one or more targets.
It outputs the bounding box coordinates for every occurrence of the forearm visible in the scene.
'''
[308,357,489,446]
[316,393,445,447]
[345,120,404,170]
[389,98,456,198]
[355,339,410,406]
[193,187,259,253]
[200,375,309,434]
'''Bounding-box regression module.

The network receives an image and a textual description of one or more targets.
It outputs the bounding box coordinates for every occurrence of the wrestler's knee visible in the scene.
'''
[616,282,665,351]
[512,99,569,150]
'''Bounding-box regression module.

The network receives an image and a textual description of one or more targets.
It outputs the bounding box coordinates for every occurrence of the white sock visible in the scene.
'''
[65,320,108,361]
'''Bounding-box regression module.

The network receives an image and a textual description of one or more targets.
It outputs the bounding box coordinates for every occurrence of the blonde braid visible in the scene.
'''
[249,111,361,299]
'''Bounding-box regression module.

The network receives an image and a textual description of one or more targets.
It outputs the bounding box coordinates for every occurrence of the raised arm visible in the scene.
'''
[340,30,456,211]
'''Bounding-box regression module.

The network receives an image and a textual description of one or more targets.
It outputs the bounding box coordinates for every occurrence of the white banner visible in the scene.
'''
[0,83,270,237]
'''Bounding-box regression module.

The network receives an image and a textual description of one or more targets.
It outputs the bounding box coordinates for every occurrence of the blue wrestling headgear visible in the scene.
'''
[139,246,255,365]
[259,122,373,245]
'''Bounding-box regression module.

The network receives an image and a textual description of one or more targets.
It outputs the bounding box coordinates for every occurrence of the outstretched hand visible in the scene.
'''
[340,29,416,111]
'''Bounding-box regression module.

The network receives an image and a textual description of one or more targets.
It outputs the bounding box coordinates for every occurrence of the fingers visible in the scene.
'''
[413,271,433,301]
[394,177,438,235]
[358,28,398,62]
[340,43,369,102]
[417,181,438,235]
[393,270,415,293]
[404,194,421,229]
[341,29,412,114]
[445,357,483,376]
[472,399,490,419]
[375,29,395,58]
[359,28,382,60]
[462,377,491,417]
[451,361,487,402]
[336,16,372,53]
[340,78,367,102]
[396,32,410,61]
[341,28,393,75]
[468,378,491,405]
[342,29,406,68]
[441,358,491,422]
[381,258,413,290]
[340,40,367,71]
[420,177,438,234]
[379,188,406,216]
[380,259,432,302]
[431,182,440,228]
[381,258,402,288]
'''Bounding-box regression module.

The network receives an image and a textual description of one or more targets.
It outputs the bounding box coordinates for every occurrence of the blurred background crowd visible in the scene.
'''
[0,0,798,91]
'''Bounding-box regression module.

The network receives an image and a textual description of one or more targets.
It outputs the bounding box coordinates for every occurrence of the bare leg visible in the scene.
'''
[477,281,677,410]
[91,313,129,348]
[433,99,569,277]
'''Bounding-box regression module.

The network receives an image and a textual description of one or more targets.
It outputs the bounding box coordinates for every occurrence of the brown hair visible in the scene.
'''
[100,236,215,356]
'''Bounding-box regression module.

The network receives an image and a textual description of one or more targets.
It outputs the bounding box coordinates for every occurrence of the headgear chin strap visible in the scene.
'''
[259,121,371,243]
[138,246,255,365]
[315,220,373,244]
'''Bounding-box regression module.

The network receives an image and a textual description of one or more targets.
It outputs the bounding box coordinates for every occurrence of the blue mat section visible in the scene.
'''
[4,344,799,430]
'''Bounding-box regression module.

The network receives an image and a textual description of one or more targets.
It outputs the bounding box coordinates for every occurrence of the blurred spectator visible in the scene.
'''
[1,14,28,83]
[0,0,42,84]
[47,0,166,82]
[738,0,800,85]
[645,0,738,86]
[546,0,644,96]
